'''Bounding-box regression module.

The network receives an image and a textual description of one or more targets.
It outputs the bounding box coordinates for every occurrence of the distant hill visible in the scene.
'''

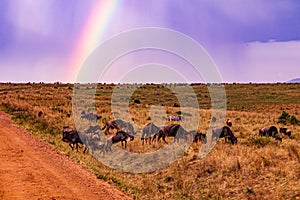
[288,78,300,83]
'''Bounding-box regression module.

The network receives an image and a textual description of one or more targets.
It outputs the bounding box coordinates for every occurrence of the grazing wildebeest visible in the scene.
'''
[101,119,135,135]
[62,126,87,153]
[141,122,160,145]
[152,124,189,144]
[280,127,292,137]
[259,126,282,141]
[212,126,237,144]
[86,125,101,133]
[83,132,105,153]
[89,113,102,122]
[81,110,86,116]
[103,131,135,153]
[226,119,232,127]
[190,130,207,144]
[168,115,184,122]
[80,110,90,119]
[80,110,101,122]
[212,117,217,123]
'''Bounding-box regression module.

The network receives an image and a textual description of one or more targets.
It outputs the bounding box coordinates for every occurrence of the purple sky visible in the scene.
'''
[0,0,300,83]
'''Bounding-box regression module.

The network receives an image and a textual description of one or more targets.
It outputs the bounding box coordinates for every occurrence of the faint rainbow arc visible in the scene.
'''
[68,0,121,82]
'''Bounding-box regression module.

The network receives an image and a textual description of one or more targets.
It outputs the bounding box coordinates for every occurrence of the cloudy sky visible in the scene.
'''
[0,0,299,83]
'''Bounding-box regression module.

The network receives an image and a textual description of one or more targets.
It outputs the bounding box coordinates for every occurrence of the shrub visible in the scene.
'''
[278,111,299,125]
[173,103,180,107]
[278,111,290,125]
[247,187,255,194]
[291,115,299,125]
[134,99,141,104]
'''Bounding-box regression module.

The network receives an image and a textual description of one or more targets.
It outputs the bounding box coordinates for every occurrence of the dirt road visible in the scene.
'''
[0,111,132,200]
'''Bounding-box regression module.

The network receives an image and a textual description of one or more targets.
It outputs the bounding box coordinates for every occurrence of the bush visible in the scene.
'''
[173,103,180,107]
[278,111,299,125]
[291,116,299,125]
[134,99,141,104]
[278,111,290,125]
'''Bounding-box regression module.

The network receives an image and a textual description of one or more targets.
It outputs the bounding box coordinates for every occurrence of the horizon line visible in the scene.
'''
[0,81,299,85]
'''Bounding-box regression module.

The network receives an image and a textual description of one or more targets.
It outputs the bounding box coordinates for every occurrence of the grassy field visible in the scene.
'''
[0,82,300,199]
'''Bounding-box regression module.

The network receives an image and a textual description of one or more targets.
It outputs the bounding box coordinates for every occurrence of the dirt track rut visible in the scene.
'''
[0,111,132,200]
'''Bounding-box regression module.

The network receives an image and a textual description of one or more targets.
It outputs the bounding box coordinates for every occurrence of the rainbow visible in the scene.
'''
[68,0,121,82]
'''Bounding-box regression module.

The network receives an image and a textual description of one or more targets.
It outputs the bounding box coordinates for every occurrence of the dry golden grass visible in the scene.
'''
[0,82,300,199]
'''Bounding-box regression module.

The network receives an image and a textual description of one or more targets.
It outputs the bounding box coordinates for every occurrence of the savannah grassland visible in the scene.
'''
[0,82,300,199]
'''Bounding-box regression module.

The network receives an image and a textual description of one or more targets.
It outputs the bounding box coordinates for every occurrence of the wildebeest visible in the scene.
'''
[190,130,207,144]
[259,126,282,141]
[62,126,87,153]
[280,127,292,137]
[89,113,102,122]
[141,122,160,145]
[211,117,217,123]
[168,115,184,122]
[226,119,232,127]
[152,124,189,144]
[80,110,102,122]
[86,125,101,133]
[101,119,135,135]
[83,132,105,153]
[212,126,237,144]
[103,131,135,153]
[38,111,43,117]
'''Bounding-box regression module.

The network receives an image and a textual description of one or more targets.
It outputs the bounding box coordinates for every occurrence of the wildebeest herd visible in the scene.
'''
[62,112,292,154]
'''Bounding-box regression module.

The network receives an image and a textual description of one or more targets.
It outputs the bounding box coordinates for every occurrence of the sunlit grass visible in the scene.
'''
[0,82,299,199]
